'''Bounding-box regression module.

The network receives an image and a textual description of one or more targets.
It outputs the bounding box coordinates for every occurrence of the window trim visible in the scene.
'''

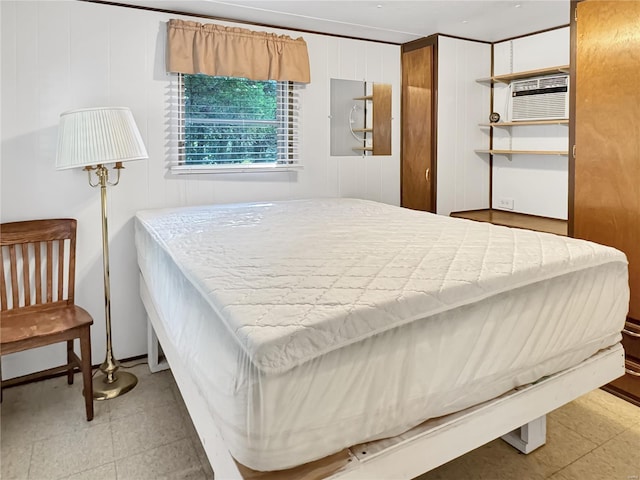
[170,163,304,175]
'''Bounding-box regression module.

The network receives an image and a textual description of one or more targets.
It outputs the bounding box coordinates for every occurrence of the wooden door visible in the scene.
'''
[573,0,640,319]
[401,41,435,212]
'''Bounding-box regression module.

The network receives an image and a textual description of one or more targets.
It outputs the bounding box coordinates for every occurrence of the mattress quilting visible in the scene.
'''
[135,198,627,375]
[135,198,629,470]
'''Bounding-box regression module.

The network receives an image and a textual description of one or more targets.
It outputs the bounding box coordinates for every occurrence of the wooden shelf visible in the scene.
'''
[479,119,569,127]
[350,84,391,155]
[473,66,570,229]
[475,149,568,156]
[450,209,567,236]
[494,65,570,83]
[476,65,570,84]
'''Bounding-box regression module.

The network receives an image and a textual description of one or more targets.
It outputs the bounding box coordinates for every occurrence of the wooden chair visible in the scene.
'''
[0,219,94,420]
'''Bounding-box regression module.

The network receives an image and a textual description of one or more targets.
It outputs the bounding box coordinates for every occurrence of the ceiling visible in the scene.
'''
[114,0,570,44]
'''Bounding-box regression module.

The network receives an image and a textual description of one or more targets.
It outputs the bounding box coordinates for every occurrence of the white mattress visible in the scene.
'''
[135,198,629,471]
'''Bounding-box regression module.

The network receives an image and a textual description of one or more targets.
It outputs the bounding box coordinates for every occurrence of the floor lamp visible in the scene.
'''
[56,107,148,400]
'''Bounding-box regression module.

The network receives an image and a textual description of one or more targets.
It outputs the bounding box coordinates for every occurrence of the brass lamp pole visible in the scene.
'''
[86,163,137,399]
[56,107,148,400]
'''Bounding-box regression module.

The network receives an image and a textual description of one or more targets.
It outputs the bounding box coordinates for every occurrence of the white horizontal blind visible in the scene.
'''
[169,74,301,171]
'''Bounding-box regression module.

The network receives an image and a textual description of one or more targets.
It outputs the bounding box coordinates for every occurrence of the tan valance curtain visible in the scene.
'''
[167,19,311,83]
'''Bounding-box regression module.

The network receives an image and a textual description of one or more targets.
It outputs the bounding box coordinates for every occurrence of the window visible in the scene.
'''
[171,74,301,173]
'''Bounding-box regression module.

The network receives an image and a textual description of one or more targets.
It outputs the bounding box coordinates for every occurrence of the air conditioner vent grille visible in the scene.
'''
[512,92,568,120]
[509,74,569,121]
[539,76,568,89]
[513,79,539,92]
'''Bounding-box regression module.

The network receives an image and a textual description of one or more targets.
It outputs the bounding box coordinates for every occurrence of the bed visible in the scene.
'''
[135,198,628,479]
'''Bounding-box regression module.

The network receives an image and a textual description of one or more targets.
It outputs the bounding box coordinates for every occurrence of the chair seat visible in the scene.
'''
[1,305,93,351]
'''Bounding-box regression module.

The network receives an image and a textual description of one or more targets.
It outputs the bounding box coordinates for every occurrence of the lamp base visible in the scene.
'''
[93,370,138,400]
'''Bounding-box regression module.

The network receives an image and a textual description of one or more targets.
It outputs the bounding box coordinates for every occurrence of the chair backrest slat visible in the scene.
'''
[68,236,76,303]
[21,243,31,306]
[1,219,77,311]
[34,242,42,304]
[0,246,6,310]
[46,240,53,303]
[57,239,65,301]
[9,245,19,309]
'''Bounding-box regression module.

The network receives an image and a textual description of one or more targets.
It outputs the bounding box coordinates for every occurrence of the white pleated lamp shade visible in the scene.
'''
[56,107,148,170]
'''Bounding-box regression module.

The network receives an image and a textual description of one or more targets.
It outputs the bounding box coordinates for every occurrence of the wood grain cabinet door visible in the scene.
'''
[401,43,435,212]
[574,0,640,319]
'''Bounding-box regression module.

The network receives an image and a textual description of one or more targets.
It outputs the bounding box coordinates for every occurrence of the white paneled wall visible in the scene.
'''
[491,28,570,219]
[494,28,570,75]
[0,1,401,379]
[436,36,491,216]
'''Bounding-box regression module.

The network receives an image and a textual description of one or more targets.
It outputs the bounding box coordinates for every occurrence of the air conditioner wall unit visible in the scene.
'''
[509,74,569,121]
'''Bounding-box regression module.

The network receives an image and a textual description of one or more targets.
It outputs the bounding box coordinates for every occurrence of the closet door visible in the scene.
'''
[574,0,640,318]
[573,0,640,404]
[401,39,436,212]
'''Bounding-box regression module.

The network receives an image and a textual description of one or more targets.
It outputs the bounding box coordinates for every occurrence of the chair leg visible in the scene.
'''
[79,328,94,421]
[66,340,74,385]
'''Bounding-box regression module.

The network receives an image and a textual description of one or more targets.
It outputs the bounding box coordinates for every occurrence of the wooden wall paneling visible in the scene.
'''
[435,37,491,216]
[401,38,436,212]
[379,45,402,207]
[573,0,640,319]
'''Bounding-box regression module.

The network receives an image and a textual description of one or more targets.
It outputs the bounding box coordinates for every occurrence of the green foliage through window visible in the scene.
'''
[181,74,293,165]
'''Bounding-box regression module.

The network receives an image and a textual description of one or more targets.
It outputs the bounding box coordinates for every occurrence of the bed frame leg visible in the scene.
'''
[501,415,546,454]
[147,318,170,373]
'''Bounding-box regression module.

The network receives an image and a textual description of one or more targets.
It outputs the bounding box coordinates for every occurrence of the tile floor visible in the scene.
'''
[1,363,639,480]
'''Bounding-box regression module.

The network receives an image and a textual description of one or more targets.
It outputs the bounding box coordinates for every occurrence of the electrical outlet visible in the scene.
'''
[496,198,514,210]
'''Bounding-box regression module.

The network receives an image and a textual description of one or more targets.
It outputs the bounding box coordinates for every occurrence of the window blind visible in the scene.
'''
[169,74,302,173]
